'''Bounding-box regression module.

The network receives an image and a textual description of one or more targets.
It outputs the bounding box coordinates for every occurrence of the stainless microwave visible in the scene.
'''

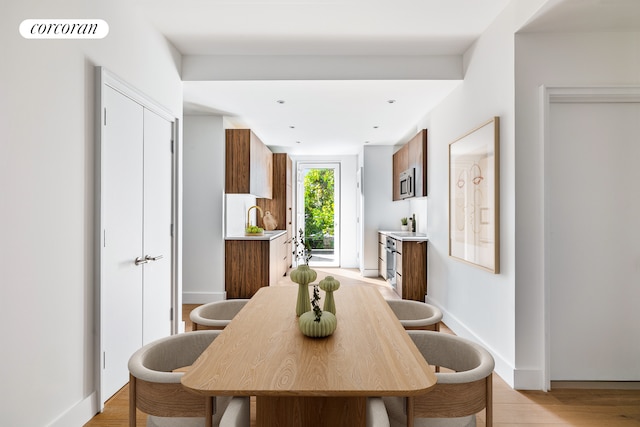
[399,168,414,199]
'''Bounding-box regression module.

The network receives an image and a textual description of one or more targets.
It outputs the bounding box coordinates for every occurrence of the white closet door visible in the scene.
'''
[102,86,144,400]
[100,86,174,404]
[142,108,173,344]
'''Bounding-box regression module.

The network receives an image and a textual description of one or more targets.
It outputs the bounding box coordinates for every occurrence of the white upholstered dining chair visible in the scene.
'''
[128,330,250,427]
[367,397,391,427]
[386,299,443,331]
[382,331,494,427]
[190,299,250,331]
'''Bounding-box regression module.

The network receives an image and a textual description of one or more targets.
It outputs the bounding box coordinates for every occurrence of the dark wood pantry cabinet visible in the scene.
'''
[257,153,293,269]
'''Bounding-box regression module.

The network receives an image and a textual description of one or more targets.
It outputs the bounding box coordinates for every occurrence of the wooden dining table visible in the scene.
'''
[181,284,437,427]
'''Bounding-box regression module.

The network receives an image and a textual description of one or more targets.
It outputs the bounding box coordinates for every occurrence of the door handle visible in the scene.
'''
[145,254,164,262]
[134,256,148,266]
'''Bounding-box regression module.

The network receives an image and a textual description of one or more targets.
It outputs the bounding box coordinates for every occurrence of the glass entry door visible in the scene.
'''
[297,163,340,267]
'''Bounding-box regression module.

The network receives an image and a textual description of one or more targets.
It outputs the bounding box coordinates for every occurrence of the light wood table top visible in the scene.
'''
[182,284,436,397]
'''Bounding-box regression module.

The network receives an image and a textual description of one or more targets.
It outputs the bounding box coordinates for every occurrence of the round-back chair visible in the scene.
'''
[382,331,494,427]
[190,299,250,331]
[386,299,443,331]
[128,330,250,427]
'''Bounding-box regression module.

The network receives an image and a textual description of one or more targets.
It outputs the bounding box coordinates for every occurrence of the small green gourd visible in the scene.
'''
[298,284,337,338]
[299,310,337,337]
[318,276,340,315]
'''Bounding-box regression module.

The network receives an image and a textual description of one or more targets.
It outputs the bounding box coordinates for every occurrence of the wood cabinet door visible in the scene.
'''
[378,233,387,279]
[269,238,278,285]
[258,153,291,230]
[392,129,427,200]
[396,241,403,276]
[225,240,270,298]
[401,241,427,301]
[285,155,292,235]
[409,129,427,197]
[392,145,409,201]
[226,129,273,198]
[225,129,251,194]
[250,131,272,198]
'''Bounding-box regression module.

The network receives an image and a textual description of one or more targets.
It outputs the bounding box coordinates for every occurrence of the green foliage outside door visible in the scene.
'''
[303,168,334,249]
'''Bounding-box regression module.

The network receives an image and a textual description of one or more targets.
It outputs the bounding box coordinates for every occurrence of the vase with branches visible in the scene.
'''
[291,228,312,266]
[290,228,316,316]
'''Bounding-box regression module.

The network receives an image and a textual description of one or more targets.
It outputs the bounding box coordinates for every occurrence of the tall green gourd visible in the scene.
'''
[318,276,340,315]
[290,264,316,316]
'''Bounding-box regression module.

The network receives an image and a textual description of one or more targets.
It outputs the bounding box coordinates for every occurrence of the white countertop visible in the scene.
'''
[225,230,287,241]
[379,230,428,241]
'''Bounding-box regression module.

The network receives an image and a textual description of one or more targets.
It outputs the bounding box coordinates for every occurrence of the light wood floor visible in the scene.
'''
[85,268,640,426]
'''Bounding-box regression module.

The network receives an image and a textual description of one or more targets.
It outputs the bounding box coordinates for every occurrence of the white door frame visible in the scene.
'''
[541,85,640,391]
[296,161,341,267]
[95,67,181,409]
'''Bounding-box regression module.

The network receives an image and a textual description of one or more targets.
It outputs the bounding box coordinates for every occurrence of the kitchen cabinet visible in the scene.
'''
[392,144,408,201]
[225,232,288,299]
[395,239,427,301]
[257,153,292,268]
[378,232,387,279]
[225,129,273,198]
[269,232,289,284]
[392,129,427,201]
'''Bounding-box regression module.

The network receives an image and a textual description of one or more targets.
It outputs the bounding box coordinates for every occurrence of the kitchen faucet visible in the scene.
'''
[246,205,263,228]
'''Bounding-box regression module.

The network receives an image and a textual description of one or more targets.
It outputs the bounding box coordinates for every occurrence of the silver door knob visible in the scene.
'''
[145,254,163,262]
[134,256,148,266]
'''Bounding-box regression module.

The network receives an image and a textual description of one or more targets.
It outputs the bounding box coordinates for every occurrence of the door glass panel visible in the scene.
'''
[298,163,340,267]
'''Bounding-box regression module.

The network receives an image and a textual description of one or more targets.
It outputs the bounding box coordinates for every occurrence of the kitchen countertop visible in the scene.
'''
[379,230,428,242]
[225,230,287,241]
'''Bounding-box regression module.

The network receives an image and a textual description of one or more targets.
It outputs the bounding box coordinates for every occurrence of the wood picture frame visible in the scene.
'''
[449,117,500,273]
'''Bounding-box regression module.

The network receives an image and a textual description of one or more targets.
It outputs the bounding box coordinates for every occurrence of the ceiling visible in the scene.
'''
[135,0,639,155]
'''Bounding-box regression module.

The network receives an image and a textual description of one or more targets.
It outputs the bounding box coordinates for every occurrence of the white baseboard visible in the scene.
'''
[182,291,227,304]
[514,369,545,390]
[361,269,379,278]
[551,381,640,390]
[425,296,518,389]
[47,392,98,427]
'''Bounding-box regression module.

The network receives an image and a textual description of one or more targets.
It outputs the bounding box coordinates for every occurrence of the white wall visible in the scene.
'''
[183,116,226,303]
[359,145,412,275]
[291,155,358,268]
[225,194,258,237]
[0,1,182,425]
[416,1,549,388]
[514,31,640,388]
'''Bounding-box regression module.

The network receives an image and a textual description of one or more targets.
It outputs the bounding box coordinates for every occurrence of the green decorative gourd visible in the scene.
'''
[290,264,317,316]
[318,276,340,315]
[299,283,337,338]
[298,310,337,338]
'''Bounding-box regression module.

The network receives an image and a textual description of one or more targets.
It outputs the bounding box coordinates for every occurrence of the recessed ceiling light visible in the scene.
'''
[289,126,295,129]
[364,141,370,144]
[387,100,396,104]
[373,126,379,129]
[296,141,301,144]
[276,100,285,104]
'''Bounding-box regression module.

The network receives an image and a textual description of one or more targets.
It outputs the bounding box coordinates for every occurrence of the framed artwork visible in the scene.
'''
[449,117,500,273]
